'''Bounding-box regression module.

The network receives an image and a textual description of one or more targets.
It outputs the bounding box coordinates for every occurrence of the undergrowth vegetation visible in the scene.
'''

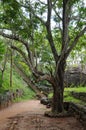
[0,63,86,104]
[0,63,35,101]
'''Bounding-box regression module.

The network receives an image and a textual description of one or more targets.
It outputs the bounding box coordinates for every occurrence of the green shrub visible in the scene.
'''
[0,63,35,101]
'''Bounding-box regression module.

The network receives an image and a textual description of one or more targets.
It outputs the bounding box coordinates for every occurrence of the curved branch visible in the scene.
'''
[11,45,50,81]
[0,31,32,61]
[12,46,52,84]
[14,62,44,97]
[11,45,34,71]
[37,74,52,83]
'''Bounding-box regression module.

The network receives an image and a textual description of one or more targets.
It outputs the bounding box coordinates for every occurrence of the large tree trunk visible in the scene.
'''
[52,85,64,114]
[51,62,65,114]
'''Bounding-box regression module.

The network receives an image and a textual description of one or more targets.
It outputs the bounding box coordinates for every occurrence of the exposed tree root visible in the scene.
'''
[44,110,72,118]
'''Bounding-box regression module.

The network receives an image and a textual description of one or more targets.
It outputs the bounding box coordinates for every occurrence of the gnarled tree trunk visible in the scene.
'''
[51,62,65,115]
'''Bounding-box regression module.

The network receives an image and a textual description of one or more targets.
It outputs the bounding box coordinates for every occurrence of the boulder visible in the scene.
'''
[40,97,52,106]
[64,67,86,87]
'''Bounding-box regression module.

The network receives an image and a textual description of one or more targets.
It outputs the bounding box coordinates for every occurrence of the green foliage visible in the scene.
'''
[0,0,86,105]
[2,0,20,18]
[0,39,6,87]
[64,86,86,93]
[64,95,84,104]
[0,0,85,61]
[48,93,53,99]
[0,63,35,100]
[67,34,86,65]
[0,72,3,87]
[14,87,35,102]
[21,87,35,101]
[0,39,5,61]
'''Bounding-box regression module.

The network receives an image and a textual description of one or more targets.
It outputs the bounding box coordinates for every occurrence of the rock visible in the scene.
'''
[64,67,86,87]
[0,89,24,110]
[40,97,49,105]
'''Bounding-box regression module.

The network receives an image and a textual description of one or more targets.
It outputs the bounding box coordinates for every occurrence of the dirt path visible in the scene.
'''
[0,100,85,130]
[0,100,46,130]
[0,100,46,121]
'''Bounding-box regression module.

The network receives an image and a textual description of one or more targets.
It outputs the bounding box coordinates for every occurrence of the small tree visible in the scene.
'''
[0,0,86,116]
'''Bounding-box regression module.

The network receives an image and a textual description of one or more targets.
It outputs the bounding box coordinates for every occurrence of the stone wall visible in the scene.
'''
[0,89,23,110]
[69,102,86,127]
[71,92,86,102]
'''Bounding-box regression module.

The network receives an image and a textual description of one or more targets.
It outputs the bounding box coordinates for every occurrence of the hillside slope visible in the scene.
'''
[0,63,35,100]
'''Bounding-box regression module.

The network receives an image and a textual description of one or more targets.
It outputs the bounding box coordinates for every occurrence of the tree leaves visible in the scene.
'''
[0,0,86,77]
[0,39,5,61]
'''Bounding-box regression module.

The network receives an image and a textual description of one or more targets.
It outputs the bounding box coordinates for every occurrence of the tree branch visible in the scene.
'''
[45,0,58,63]
[62,0,70,48]
[46,28,59,63]
[12,46,52,84]
[66,27,86,58]
[36,72,55,85]
[21,1,58,63]
[20,4,46,25]
[0,31,32,62]
[46,0,52,26]
[11,45,49,80]
[13,62,44,96]
[52,0,57,7]
[54,9,62,21]
[39,0,47,5]
[55,0,71,75]
[11,45,34,70]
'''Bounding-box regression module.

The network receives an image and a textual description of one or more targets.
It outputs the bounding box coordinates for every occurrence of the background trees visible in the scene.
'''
[0,38,6,87]
[0,0,86,116]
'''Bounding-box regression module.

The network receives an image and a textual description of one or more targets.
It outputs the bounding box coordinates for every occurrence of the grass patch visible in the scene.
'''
[48,86,86,105]
[48,93,53,98]
[14,87,35,102]
[64,86,86,92]
[21,87,35,101]
[64,86,86,105]
[64,95,86,105]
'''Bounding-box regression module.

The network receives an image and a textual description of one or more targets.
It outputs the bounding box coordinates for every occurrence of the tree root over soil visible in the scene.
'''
[44,110,72,118]
[44,101,74,118]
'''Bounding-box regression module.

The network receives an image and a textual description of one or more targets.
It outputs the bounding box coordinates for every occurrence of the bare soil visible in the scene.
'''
[0,100,85,130]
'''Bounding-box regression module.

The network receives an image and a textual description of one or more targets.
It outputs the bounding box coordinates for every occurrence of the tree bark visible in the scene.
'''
[10,49,13,87]
[51,62,65,114]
